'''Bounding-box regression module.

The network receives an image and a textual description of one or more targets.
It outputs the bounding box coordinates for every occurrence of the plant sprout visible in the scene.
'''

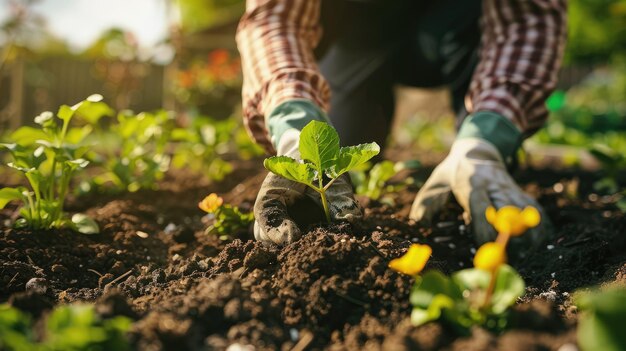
[477,205,541,308]
[388,244,432,276]
[264,121,380,222]
[388,205,541,330]
[198,193,253,238]
[0,95,102,233]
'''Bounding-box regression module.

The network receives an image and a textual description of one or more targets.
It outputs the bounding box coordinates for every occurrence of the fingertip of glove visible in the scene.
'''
[254,220,301,246]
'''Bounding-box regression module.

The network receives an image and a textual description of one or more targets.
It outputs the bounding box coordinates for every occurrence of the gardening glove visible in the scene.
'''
[409,112,550,247]
[253,100,362,246]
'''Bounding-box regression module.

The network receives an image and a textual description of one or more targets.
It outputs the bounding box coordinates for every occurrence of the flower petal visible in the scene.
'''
[485,206,497,225]
[474,242,507,271]
[388,244,432,276]
[521,206,541,228]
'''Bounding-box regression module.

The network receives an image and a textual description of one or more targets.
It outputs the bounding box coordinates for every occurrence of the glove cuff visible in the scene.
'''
[457,111,522,165]
[267,99,330,148]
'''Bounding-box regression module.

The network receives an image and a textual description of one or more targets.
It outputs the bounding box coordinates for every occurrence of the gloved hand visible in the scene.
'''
[409,112,550,246]
[253,100,362,245]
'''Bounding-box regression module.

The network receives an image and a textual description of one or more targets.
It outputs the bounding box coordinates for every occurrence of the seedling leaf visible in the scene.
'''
[264,156,316,188]
[71,214,100,234]
[299,120,339,174]
[0,188,23,209]
[330,143,381,178]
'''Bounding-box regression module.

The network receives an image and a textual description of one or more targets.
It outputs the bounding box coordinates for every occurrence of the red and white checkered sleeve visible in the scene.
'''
[236,0,328,152]
[467,0,568,136]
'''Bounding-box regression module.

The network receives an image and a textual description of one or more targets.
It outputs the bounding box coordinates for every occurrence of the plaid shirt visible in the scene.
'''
[236,0,567,153]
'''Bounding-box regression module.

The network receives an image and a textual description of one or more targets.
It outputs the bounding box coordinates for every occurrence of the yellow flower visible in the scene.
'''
[474,242,507,272]
[388,244,432,276]
[485,205,540,237]
[198,193,223,213]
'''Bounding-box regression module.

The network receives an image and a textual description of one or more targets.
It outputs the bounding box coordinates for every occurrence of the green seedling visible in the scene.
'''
[575,286,626,351]
[351,160,419,200]
[588,144,626,194]
[0,303,132,351]
[91,110,173,192]
[198,193,254,239]
[264,121,380,222]
[0,95,101,233]
[402,264,525,333]
[171,116,234,182]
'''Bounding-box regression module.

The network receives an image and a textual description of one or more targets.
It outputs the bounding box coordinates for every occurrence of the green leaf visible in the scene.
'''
[330,143,380,178]
[57,104,75,122]
[411,294,455,326]
[71,214,100,234]
[8,127,50,146]
[299,121,340,175]
[576,287,626,351]
[452,265,525,314]
[0,188,23,209]
[410,270,463,308]
[264,156,316,188]
[364,160,396,199]
[65,126,93,144]
[491,265,525,314]
[452,268,492,292]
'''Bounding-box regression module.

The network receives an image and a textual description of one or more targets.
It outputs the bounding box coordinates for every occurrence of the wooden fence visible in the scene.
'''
[0,56,597,132]
[0,57,166,130]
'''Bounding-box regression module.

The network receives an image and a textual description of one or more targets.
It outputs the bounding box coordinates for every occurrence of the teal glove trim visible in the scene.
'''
[267,99,330,147]
[457,111,523,163]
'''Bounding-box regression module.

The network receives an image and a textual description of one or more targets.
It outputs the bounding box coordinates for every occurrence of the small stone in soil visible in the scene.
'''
[289,328,299,341]
[25,278,48,294]
[136,231,149,238]
[164,222,178,233]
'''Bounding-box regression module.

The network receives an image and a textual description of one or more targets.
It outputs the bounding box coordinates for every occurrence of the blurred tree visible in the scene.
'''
[83,28,150,110]
[175,0,244,33]
[566,0,626,64]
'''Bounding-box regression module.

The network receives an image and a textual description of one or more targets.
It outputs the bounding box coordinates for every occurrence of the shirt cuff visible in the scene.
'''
[267,99,330,147]
[457,111,523,164]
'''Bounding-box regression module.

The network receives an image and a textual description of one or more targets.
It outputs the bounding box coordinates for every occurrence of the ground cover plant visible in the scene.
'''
[0,96,102,234]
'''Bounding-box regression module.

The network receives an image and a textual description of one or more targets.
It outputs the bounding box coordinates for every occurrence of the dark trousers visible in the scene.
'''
[315,0,482,147]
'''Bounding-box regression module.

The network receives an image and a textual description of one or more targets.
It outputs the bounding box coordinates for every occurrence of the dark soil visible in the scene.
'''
[1,160,625,350]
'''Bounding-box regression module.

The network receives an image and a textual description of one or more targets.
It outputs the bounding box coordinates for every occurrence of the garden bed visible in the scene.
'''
[1,159,625,350]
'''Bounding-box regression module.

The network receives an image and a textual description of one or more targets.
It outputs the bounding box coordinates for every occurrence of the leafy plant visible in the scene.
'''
[91,110,174,192]
[0,303,132,351]
[171,116,235,182]
[350,160,419,200]
[389,205,540,332]
[0,96,101,234]
[264,121,380,222]
[0,304,33,351]
[575,286,626,351]
[587,144,626,194]
[198,193,254,239]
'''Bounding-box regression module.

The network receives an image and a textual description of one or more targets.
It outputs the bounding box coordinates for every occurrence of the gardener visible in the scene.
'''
[236,0,567,246]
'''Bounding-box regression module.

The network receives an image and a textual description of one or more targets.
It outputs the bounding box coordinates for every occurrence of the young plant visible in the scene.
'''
[575,286,626,351]
[171,116,235,182]
[264,121,380,222]
[350,160,419,200]
[92,110,174,192]
[0,96,101,233]
[198,193,254,239]
[0,303,132,350]
[390,205,540,332]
